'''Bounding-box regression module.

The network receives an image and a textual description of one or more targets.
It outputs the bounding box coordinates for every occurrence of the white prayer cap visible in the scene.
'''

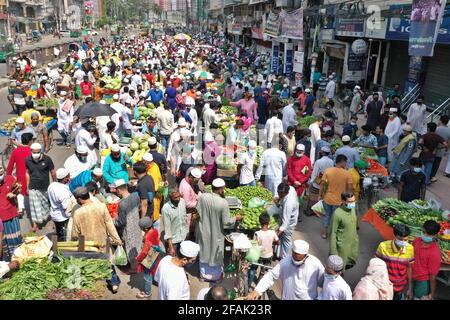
[342,135,351,142]
[100,100,107,105]
[111,144,120,152]
[389,108,398,112]
[113,179,126,188]
[149,136,157,145]
[190,168,202,179]
[196,91,202,96]
[172,132,181,142]
[142,153,153,162]
[180,240,200,258]
[354,85,361,90]
[93,167,103,176]
[41,76,48,80]
[30,143,42,151]
[292,240,309,254]
[113,94,119,100]
[60,91,67,96]
[296,144,305,151]
[205,132,214,142]
[305,88,311,93]
[182,92,187,97]
[178,118,187,127]
[167,81,172,85]
[56,168,70,180]
[283,84,288,88]
[123,78,129,83]
[76,145,89,154]
[212,178,226,188]
[248,140,257,149]
[15,117,25,124]
[74,66,79,69]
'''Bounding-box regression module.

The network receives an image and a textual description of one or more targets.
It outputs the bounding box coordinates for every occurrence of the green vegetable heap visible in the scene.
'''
[298,115,316,128]
[225,186,273,206]
[372,198,413,221]
[0,255,112,300]
[241,207,278,230]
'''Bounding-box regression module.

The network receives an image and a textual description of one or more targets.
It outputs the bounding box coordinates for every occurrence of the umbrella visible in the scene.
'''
[174,33,192,41]
[192,70,213,80]
[74,101,117,119]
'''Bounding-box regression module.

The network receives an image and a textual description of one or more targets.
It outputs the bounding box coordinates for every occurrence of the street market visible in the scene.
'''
[0,26,449,302]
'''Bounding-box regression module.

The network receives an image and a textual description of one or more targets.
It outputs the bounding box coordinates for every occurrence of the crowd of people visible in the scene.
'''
[1,29,449,301]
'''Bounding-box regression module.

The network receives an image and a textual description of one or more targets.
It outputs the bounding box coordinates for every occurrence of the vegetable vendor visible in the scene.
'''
[0,259,19,279]
[102,144,133,186]
[69,167,103,193]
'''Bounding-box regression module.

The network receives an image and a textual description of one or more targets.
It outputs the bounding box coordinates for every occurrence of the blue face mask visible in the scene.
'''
[324,273,337,281]
[395,239,408,248]
[413,167,422,173]
[346,202,356,210]
[421,233,434,243]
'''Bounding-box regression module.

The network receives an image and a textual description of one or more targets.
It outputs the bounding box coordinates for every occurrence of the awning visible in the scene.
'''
[322,42,346,59]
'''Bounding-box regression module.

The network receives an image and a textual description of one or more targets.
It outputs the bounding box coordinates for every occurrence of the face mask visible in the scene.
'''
[324,273,337,281]
[295,152,303,158]
[15,125,21,130]
[32,153,41,160]
[413,167,422,173]
[395,239,408,248]
[421,233,434,243]
[351,121,357,125]
[78,155,88,163]
[249,150,256,156]
[291,256,307,267]
[0,175,4,182]
[347,202,356,210]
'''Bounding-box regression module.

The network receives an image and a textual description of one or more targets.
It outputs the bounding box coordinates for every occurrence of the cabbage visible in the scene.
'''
[130,142,139,151]
[140,142,149,150]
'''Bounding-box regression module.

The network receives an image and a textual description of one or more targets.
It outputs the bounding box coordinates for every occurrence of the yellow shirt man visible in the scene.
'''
[21,109,41,125]
[147,161,162,221]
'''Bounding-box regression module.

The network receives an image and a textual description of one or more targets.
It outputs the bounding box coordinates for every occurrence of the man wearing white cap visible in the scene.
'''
[287,144,312,198]
[255,136,287,197]
[179,167,203,232]
[47,168,76,241]
[318,255,352,300]
[335,135,360,169]
[308,146,334,216]
[110,94,126,137]
[155,240,200,300]
[237,140,257,186]
[103,144,132,186]
[75,121,98,165]
[196,178,241,281]
[10,117,36,146]
[157,101,175,154]
[247,239,325,300]
[64,145,95,178]
[69,167,103,193]
[384,108,402,161]
[26,143,56,232]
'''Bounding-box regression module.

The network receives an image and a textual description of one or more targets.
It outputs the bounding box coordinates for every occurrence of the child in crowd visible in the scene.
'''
[247,213,279,289]
[136,217,161,299]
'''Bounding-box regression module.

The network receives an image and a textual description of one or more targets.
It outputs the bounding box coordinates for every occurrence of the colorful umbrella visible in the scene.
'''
[174,33,192,41]
[192,70,213,80]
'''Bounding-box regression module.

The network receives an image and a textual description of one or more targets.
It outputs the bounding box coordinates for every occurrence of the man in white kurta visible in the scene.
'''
[248,240,325,300]
[308,117,323,164]
[407,98,427,135]
[282,103,298,133]
[255,146,287,197]
[155,240,200,300]
[75,124,98,165]
[384,108,403,161]
[64,145,96,178]
[276,183,299,258]
[264,114,283,147]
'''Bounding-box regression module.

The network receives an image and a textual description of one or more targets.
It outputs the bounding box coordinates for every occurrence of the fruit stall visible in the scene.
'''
[362,198,450,267]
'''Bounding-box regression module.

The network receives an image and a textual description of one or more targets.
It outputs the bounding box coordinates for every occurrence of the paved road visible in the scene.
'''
[1,58,449,299]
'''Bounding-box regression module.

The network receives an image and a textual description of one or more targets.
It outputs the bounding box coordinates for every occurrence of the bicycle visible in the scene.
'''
[249,260,275,300]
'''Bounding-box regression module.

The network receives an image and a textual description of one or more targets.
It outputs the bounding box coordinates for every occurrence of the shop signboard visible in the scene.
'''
[344,46,364,82]
[335,16,365,37]
[408,0,447,56]
[293,50,304,73]
[271,42,280,74]
[264,12,281,37]
[284,43,294,77]
[386,4,450,44]
[280,8,303,40]
[231,23,243,35]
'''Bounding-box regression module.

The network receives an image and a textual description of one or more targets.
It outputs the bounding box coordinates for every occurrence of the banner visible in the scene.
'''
[344,47,364,82]
[264,12,281,37]
[386,4,450,43]
[280,8,303,39]
[409,0,447,56]
[284,43,294,78]
[335,17,365,37]
[404,56,427,93]
[293,51,304,73]
[271,42,280,74]
[231,23,243,35]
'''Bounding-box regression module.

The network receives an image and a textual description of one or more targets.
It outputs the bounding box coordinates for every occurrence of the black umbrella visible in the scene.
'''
[75,101,117,118]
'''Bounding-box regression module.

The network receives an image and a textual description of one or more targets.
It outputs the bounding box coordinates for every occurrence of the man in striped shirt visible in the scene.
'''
[375,223,415,300]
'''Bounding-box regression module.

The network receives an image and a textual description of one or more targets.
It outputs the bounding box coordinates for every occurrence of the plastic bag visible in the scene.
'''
[311,200,324,215]
[429,198,441,211]
[248,197,266,208]
[113,245,128,266]
[12,236,53,264]
[409,199,431,210]
[245,245,262,264]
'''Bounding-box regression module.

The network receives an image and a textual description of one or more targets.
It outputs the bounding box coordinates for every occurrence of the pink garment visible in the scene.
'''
[240,116,253,132]
[231,98,258,121]
[202,142,222,185]
[179,178,200,209]
[352,258,394,300]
